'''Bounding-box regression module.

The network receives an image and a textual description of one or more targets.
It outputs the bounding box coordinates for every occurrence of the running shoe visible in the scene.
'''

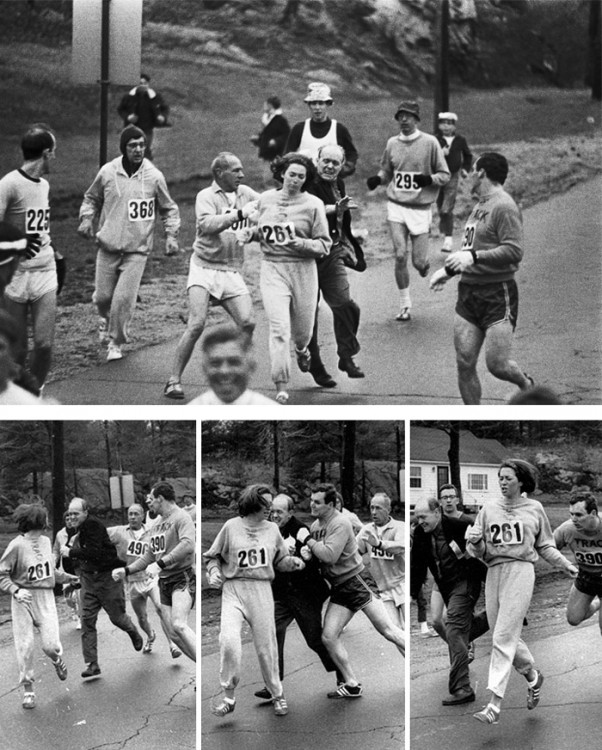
[53,656,68,681]
[441,237,453,253]
[273,695,288,715]
[164,379,185,400]
[395,308,411,321]
[474,704,500,724]
[143,631,156,654]
[419,261,431,278]
[527,670,544,710]
[276,391,289,404]
[295,347,311,373]
[327,683,363,699]
[211,698,235,717]
[129,629,143,652]
[22,692,36,709]
[170,646,182,659]
[420,626,438,638]
[106,342,123,361]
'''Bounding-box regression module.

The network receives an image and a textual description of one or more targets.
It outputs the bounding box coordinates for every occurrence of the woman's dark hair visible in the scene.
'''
[13,503,48,533]
[270,152,316,190]
[238,484,273,517]
[498,458,538,494]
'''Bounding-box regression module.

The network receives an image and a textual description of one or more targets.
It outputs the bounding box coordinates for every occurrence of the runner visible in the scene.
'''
[108,503,182,658]
[429,152,533,403]
[301,483,405,700]
[0,124,59,392]
[553,491,602,632]
[112,482,196,665]
[366,100,449,321]
[0,504,74,709]
[356,492,406,630]
[466,459,578,724]
[202,484,306,718]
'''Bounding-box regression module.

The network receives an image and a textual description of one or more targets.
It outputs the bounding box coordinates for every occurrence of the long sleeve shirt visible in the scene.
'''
[459,188,523,284]
[0,534,72,594]
[126,507,195,578]
[435,132,473,174]
[554,518,602,576]
[67,517,125,573]
[467,495,574,571]
[356,518,405,594]
[308,509,363,586]
[379,131,450,207]
[79,157,180,255]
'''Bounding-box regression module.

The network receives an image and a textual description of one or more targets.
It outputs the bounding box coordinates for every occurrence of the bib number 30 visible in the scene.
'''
[128,199,155,221]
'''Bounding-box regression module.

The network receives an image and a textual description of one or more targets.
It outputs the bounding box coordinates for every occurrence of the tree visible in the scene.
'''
[587,0,601,99]
[341,422,356,509]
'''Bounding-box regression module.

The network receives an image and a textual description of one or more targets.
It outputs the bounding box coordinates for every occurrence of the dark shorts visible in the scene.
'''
[456,279,518,331]
[575,570,602,598]
[159,567,196,607]
[330,572,378,613]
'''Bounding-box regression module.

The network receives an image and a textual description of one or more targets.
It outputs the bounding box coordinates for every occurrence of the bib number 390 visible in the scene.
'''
[128,199,155,221]
[461,222,477,251]
[489,520,524,545]
[260,222,295,245]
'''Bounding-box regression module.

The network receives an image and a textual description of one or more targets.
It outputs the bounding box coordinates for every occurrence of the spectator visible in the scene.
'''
[117,73,169,160]
[251,96,291,186]
[435,112,472,252]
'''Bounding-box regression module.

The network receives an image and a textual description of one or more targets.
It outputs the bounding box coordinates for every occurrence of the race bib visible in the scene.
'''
[149,533,166,554]
[128,198,155,221]
[259,222,296,245]
[575,550,602,568]
[127,539,147,557]
[25,207,50,234]
[460,221,477,251]
[488,520,524,546]
[393,171,420,192]
[222,207,251,233]
[237,546,268,569]
[27,560,52,582]
[370,545,395,560]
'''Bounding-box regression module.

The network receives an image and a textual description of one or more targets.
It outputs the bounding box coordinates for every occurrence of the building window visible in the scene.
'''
[467,473,488,491]
[410,466,422,488]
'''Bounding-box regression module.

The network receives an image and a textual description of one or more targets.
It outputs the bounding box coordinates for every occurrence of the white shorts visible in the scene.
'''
[126,576,157,599]
[387,201,432,235]
[380,582,404,608]
[4,265,58,303]
[187,259,249,300]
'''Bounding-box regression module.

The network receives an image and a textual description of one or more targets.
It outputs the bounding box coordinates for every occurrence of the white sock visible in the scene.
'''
[420,621,430,633]
[399,289,411,309]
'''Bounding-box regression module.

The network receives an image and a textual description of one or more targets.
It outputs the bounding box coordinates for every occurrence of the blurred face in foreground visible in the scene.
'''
[203,340,251,404]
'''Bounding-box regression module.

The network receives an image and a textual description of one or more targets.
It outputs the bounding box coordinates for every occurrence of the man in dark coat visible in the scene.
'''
[117,73,169,160]
[411,496,488,705]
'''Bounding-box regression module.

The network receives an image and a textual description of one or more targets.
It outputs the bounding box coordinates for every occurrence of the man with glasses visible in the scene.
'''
[60,497,144,679]
[286,82,358,178]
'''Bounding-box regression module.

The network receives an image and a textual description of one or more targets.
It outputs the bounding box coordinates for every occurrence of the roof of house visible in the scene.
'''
[410,427,507,466]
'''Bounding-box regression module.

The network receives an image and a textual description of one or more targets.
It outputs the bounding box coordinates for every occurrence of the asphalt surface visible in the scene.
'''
[46,176,602,405]
[200,610,405,750]
[0,606,195,750]
[411,620,601,750]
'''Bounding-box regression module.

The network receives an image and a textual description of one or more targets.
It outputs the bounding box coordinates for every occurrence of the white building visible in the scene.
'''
[409,427,508,511]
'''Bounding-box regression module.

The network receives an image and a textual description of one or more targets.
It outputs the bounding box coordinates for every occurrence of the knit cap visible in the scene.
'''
[119,125,146,155]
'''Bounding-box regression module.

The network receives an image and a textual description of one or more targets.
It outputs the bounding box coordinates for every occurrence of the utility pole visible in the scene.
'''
[434,0,450,132]
[99,0,111,167]
[51,422,65,540]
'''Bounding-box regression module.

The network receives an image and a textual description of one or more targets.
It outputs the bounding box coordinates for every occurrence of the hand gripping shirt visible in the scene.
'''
[554,518,602,577]
[202,516,290,582]
[0,534,70,595]
[126,507,195,578]
[107,524,153,582]
[467,495,573,572]
[79,157,180,255]
[0,169,55,270]
[309,509,364,586]
[356,518,405,595]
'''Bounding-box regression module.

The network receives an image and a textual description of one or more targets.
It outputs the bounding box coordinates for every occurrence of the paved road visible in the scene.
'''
[46,176,602,405]
[200,611,404,750]
[0,607,195,750]
[411,620,601,750]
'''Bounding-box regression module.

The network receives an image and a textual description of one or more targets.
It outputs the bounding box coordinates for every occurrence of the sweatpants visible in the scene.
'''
[485,561,535,698]
[11,588,62,685]
[219,579,282,697]
[93,248,149,346]
[260,259,318,385]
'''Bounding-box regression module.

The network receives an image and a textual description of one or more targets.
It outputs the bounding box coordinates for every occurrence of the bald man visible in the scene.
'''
[254,493,343,700]
[356,493,406,629]
[60,498,143,679]
[108,503,182,658]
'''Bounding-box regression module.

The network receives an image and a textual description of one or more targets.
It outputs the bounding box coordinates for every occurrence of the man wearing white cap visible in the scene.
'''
[435,113,472,252]
[286,82,358,178]
[367,101,449,321]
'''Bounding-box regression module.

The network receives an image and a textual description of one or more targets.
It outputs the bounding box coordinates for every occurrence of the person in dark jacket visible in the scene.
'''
[412,496,488,706]
[305,144,366,388]
[253,493,343,700]
[60,497,143,679]
[435,112,472,252]
[117,73,169,160]
[251,96,290,185]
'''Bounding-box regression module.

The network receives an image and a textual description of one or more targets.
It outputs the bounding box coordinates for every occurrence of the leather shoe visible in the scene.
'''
[130,629,144,651]
[338,357,365,378]
[254,687,272,700]
[442,689,475,706]
[310,369,337,388]
[81,662,101,678]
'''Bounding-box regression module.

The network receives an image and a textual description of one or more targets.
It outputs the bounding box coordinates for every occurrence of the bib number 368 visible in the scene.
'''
[128,199,155,221]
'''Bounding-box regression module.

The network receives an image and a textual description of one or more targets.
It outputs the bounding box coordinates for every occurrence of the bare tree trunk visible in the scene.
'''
[447,422,462,500]
[588,0,601,100]
[341,421,356,510]
[52,421,65,540]
[272,422,280,490]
